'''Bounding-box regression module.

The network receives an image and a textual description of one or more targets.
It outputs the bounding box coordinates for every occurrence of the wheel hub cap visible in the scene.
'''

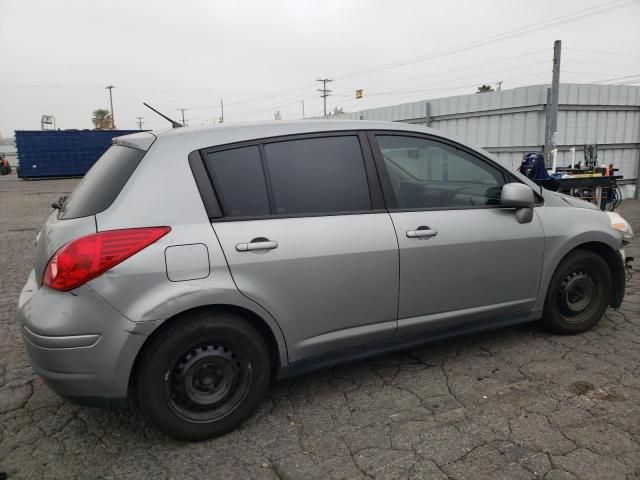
[165,343,252,422]
[557,270,596,319]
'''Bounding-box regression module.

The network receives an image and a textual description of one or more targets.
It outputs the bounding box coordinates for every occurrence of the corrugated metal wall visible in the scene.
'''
[332,84,640,197]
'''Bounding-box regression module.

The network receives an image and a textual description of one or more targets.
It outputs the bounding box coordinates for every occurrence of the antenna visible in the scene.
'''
[143,102,183,128]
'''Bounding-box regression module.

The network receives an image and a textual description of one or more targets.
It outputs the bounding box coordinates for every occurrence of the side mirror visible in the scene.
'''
[501,183,535,223]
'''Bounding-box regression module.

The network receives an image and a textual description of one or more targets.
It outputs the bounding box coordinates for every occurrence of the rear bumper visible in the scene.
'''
[17,271,147,408]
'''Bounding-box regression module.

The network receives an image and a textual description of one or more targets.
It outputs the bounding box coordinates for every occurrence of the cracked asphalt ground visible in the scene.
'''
[1,173,639,480]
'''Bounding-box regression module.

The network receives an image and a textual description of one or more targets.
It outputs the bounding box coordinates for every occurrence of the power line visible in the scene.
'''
[0,83,104,89]
[4,0,637,126]
[332,0,639,81]
[565,48,640,59]
[346,60,550,98]
[592,73,640,83]
[250,98,305,116]
[185,82,316,111]
[225,55,550,118]
[338,71,553,112]
[564,59,640,68]
[180,1,638,116]
[347,48,549,93]
[154,0,639,118]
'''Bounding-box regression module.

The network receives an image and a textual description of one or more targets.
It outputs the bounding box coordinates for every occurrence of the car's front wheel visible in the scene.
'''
[542,249,612,334]
[136,310,271,441]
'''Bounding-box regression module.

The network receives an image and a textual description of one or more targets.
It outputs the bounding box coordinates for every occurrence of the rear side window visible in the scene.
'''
[205,146,270,217]
[59,145,145,219]
[264,136,371,215]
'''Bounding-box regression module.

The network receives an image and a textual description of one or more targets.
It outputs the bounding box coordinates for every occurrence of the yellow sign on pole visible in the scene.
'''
[355,89,363,99]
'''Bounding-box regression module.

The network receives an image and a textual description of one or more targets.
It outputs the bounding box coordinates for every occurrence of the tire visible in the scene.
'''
[542,249,612,334]
[136,310,271,441]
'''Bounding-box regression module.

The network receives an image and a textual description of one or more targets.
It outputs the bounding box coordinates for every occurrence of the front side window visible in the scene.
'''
[264,136,371,215]
[376,135,505,209]
[205,146,270,217]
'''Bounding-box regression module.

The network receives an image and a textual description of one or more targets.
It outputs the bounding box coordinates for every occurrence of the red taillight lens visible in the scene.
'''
[43,227,171,291]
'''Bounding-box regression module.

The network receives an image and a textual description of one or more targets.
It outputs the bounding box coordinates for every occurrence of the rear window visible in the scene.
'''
[58,145,145,219]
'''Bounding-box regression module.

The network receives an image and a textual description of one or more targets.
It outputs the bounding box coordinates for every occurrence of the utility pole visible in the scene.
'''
[178,108,187,127]
[544,88,552,164]
[496,81,503,91]
[106,85,116,129]
[301,99,305,119]
[544,40,562,167]
[220,99,224,123]
[317,78,333,118]
[135,117,144,130]
[636,120,640,199]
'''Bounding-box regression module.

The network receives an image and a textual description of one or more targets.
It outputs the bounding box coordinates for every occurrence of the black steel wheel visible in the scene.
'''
[556,270,598,322]
[136,310,271,441]
[542,249,612,334]
[166,342,252,423]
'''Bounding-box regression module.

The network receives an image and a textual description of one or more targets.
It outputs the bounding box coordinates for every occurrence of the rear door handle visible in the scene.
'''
[236,240,278,252]
[406,227,437,239]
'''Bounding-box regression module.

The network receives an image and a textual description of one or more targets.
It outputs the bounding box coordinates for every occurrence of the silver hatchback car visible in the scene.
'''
[18,120,632,440]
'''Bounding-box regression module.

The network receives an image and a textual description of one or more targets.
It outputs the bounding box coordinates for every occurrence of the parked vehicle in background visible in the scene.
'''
[17,120,632,441]
[0,154,11,175]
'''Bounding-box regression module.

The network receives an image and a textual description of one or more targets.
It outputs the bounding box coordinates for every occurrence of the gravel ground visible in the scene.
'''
[1,173,639,480]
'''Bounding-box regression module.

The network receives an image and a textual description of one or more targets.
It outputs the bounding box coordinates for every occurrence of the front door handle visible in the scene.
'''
[236,239,278,252]
[406,227,437,239]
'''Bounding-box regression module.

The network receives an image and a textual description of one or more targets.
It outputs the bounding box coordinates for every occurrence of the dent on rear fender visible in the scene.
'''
[92,278,290,365]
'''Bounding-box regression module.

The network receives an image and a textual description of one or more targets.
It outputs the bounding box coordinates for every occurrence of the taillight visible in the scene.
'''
[43,227,171,291]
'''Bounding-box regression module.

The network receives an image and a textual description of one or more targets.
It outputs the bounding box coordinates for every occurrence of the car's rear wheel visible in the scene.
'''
[136,310,271,441]
[542,249,612,334]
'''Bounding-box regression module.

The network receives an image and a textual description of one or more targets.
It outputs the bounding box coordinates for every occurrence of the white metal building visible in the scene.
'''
[331,84,640,197]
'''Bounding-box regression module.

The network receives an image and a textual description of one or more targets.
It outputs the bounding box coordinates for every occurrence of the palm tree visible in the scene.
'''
[476,85,495,93]
[92,109,113,130]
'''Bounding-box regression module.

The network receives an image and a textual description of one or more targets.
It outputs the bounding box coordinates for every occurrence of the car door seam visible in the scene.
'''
[208,221,290,361]
[386,211,402,337]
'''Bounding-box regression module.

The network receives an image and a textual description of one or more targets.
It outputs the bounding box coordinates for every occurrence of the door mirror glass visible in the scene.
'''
[501,183,535,208]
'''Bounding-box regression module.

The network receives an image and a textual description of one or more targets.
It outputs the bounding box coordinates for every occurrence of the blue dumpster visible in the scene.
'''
[15,129,142,179]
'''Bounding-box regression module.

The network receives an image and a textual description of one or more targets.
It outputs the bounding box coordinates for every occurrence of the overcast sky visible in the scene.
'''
[1,0,639,137]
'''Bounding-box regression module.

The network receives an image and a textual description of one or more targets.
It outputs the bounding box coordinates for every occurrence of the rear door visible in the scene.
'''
[205,133,399,363]
[370,132,545,336]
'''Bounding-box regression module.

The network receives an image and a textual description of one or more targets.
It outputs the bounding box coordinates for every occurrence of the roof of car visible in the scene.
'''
[115,119,484,157]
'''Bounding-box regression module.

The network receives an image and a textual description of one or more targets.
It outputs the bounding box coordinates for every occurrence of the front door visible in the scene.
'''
[205,134,399,362]
[371,133,545,336]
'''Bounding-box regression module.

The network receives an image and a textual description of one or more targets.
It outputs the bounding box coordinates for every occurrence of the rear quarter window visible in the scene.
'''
[204,146,270,217]
[58,145,146,219]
